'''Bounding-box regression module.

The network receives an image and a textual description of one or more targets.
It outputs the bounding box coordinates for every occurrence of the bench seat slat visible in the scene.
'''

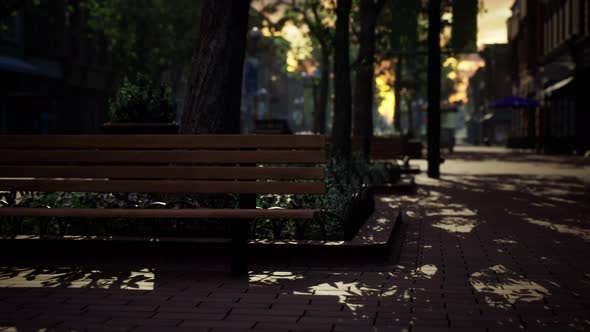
[0,150,325,164]
[0,166,325,180]
[0,179,326,194]
[0,208,319,219]
[0,135,326,149]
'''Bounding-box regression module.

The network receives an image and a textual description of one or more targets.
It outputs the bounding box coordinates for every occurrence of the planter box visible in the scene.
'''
[101,122,179,134]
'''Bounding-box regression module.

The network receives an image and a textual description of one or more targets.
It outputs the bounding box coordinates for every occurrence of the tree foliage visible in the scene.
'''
[369,0,480,136]
[0,0,27,20]
[108,74,176,123]
[79,0,202,78]
[451,0,479,53]
[257,0,335,134]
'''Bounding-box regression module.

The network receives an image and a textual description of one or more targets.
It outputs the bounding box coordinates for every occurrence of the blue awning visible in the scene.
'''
[0,55,38,75]
[0,55,63,79]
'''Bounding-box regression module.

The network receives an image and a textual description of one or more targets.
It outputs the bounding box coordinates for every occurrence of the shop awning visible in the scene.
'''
[480,112,511,123]
[0,55,38,75]
[481,113,494,122]
[0,55,63,79]
[543,76,574,95]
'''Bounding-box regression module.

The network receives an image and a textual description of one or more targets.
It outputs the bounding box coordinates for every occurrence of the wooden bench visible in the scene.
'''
[0,134,326,275]
[350,136,421,174]
[255,119,293,134]
[351,136,422,160]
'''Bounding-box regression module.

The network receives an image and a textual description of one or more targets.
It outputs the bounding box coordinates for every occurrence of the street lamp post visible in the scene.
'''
[427,0,441,179]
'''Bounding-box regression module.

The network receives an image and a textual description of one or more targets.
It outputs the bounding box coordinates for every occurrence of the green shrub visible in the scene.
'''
[109,74,176,123]
[253,154,401,241]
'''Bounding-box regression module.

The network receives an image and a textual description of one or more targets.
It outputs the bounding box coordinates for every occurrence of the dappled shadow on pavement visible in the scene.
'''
[0,265,155,290]
[0,260,431,331]
[390,171,590,331]
[1,165,589,331]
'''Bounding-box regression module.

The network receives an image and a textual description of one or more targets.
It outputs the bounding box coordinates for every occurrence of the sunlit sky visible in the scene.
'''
[478,0,513,47]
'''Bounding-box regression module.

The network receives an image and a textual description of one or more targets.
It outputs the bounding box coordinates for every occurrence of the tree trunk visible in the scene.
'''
[407,92,414,138]
[406,57,417,138]
[427,0,441,178]
[331,0,353,158]
[313,47,330,134]
[352,0,385,160]
[394,57,403,133]
[180,0,251,134]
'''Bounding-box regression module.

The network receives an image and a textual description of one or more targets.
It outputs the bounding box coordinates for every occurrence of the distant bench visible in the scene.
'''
[0,134,327,275]
[351,136,422,160]
[255,119,292,134]
[349,136,421,175]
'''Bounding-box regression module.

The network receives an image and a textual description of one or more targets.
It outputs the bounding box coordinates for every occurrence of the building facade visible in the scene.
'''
[507,0,590,153]
[465,44,512,145]
[541,0,590,153]
[466,68,485,144]
[0,1,113,134]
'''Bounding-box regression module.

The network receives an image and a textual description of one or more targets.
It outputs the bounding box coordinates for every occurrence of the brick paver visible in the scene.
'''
[0,146,589,331]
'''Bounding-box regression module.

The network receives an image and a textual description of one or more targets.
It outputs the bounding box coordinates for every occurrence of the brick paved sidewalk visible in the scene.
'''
[1,149,589,331]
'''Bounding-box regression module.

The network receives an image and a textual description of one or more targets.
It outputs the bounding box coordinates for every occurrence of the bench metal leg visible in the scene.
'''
[230,219,249,276]
[230,192,255,276]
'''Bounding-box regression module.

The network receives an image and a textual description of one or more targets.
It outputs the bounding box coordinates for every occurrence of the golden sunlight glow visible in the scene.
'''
[252,1,312,72]
[254,0,512,103]
[443,57,458,67]
[0,267,155,290]
[280,23,314,72]
[449,55,485,103]
[261,26,274,37]
[375,72,395,125]
[457,58,485,72]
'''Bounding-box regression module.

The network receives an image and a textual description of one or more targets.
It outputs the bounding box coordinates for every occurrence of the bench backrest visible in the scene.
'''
[0,135,326,195]
[349,136,404,160]
[347,136,423,160]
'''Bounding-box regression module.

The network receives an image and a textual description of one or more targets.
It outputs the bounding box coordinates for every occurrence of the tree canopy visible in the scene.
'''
[79,0,202,78]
